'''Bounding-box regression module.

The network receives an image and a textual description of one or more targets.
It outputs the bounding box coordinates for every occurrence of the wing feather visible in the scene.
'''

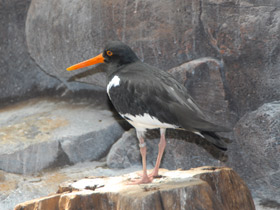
[108,62,229,132]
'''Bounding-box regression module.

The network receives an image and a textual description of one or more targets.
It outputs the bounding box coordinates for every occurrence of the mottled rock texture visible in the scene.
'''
[107,129,228,170]
[25,0,280,118]
[0,98,125,174]
[233,101,280,200]
[14,167,255,210]
[0,161,144,210]
[0,0,62,105]
[2,0,280,119]
[169,57,235,128]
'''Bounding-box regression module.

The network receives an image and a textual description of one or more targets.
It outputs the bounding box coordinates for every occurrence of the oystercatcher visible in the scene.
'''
[67,41,230,184]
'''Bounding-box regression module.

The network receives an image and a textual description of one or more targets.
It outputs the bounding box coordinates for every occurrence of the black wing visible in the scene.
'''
[109,61,229,132]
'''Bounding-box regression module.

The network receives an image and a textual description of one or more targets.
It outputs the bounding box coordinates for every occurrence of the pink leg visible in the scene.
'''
[149,128,166,177]
[128,135,152,184]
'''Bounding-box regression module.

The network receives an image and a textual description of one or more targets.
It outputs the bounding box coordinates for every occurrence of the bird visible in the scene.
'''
[67,41,230,184]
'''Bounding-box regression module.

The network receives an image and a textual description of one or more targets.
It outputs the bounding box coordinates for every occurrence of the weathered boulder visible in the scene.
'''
[233,101,280,200]
[169,57,236,127]
[201,0,280,116]
[0,0,62,105]
[2,0,280,122]
[107,129,228,170]
[25,0,280,119]
[14,167,255,210]
[0,98,125,174]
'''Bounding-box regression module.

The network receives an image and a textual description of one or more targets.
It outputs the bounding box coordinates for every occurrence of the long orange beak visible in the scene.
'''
[66,53,104,71]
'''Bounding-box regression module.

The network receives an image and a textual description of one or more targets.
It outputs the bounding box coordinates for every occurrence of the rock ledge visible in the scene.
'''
[15,166,255,210]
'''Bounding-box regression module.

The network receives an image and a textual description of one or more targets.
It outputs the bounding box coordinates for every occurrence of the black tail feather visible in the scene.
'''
[200,131,228,151]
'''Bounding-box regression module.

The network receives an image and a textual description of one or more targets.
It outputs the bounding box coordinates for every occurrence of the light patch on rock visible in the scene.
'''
[0,98,125,174]
[0,114,68,147]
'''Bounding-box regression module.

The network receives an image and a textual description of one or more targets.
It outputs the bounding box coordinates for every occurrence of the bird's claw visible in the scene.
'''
[136,171,161,179]
[126,176,153,185]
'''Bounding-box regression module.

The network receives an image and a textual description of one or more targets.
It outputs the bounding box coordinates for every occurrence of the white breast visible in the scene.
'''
[107,75,121,98]
[120,113,177,131]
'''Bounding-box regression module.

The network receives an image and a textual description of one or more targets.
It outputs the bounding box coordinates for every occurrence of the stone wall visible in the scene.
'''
[24,0,280,118]
[0,0,62,105]
[2,0,280,115]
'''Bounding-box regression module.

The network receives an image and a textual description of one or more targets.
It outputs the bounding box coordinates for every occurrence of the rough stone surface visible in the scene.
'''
[0,170,5,182]
[14,167,255,210]
[0,160,144,210]
[233,101,280,200]
[169,57,237,127]
[0,98,125,174]
[200,1,280,117]
[0,0,63,105]
[25,0,280,119]
[107,129,229,170]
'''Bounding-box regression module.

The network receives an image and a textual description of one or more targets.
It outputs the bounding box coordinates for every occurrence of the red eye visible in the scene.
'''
[107,51,113,56]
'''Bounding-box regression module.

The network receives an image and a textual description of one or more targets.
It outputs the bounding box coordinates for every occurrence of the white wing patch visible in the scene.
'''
[194,131,205,138]
[120,113,177,131]
[187,98,204,115]
[187,98,196,107]
[107,75,121,98]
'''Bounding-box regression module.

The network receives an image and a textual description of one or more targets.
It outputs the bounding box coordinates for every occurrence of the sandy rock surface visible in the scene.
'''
[0,98,125,174]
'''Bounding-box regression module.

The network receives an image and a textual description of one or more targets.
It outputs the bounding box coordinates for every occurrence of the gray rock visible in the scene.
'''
[107,129,141,169]
[60,117,125,164]
[0,141,60,175]
[0,98,125,174]
[25,0,280,120]
[107,129,228,170]
[169,57,237,127]
[201,0,280,116]
[233,101,280,200]
[0,170,5,182]
[0,0,62,105]
[26,0,108,89]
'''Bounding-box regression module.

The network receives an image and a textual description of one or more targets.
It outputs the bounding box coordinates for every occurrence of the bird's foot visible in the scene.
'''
[126,175,153,185]
[148,171,162,179]
[136,170,161,179]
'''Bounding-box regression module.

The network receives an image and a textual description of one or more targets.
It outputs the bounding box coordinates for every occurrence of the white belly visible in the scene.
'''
[120,113,177,131]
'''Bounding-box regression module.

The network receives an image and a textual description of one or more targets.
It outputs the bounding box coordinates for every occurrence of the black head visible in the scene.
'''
[67,41,139,72]
[102,41,139,66]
